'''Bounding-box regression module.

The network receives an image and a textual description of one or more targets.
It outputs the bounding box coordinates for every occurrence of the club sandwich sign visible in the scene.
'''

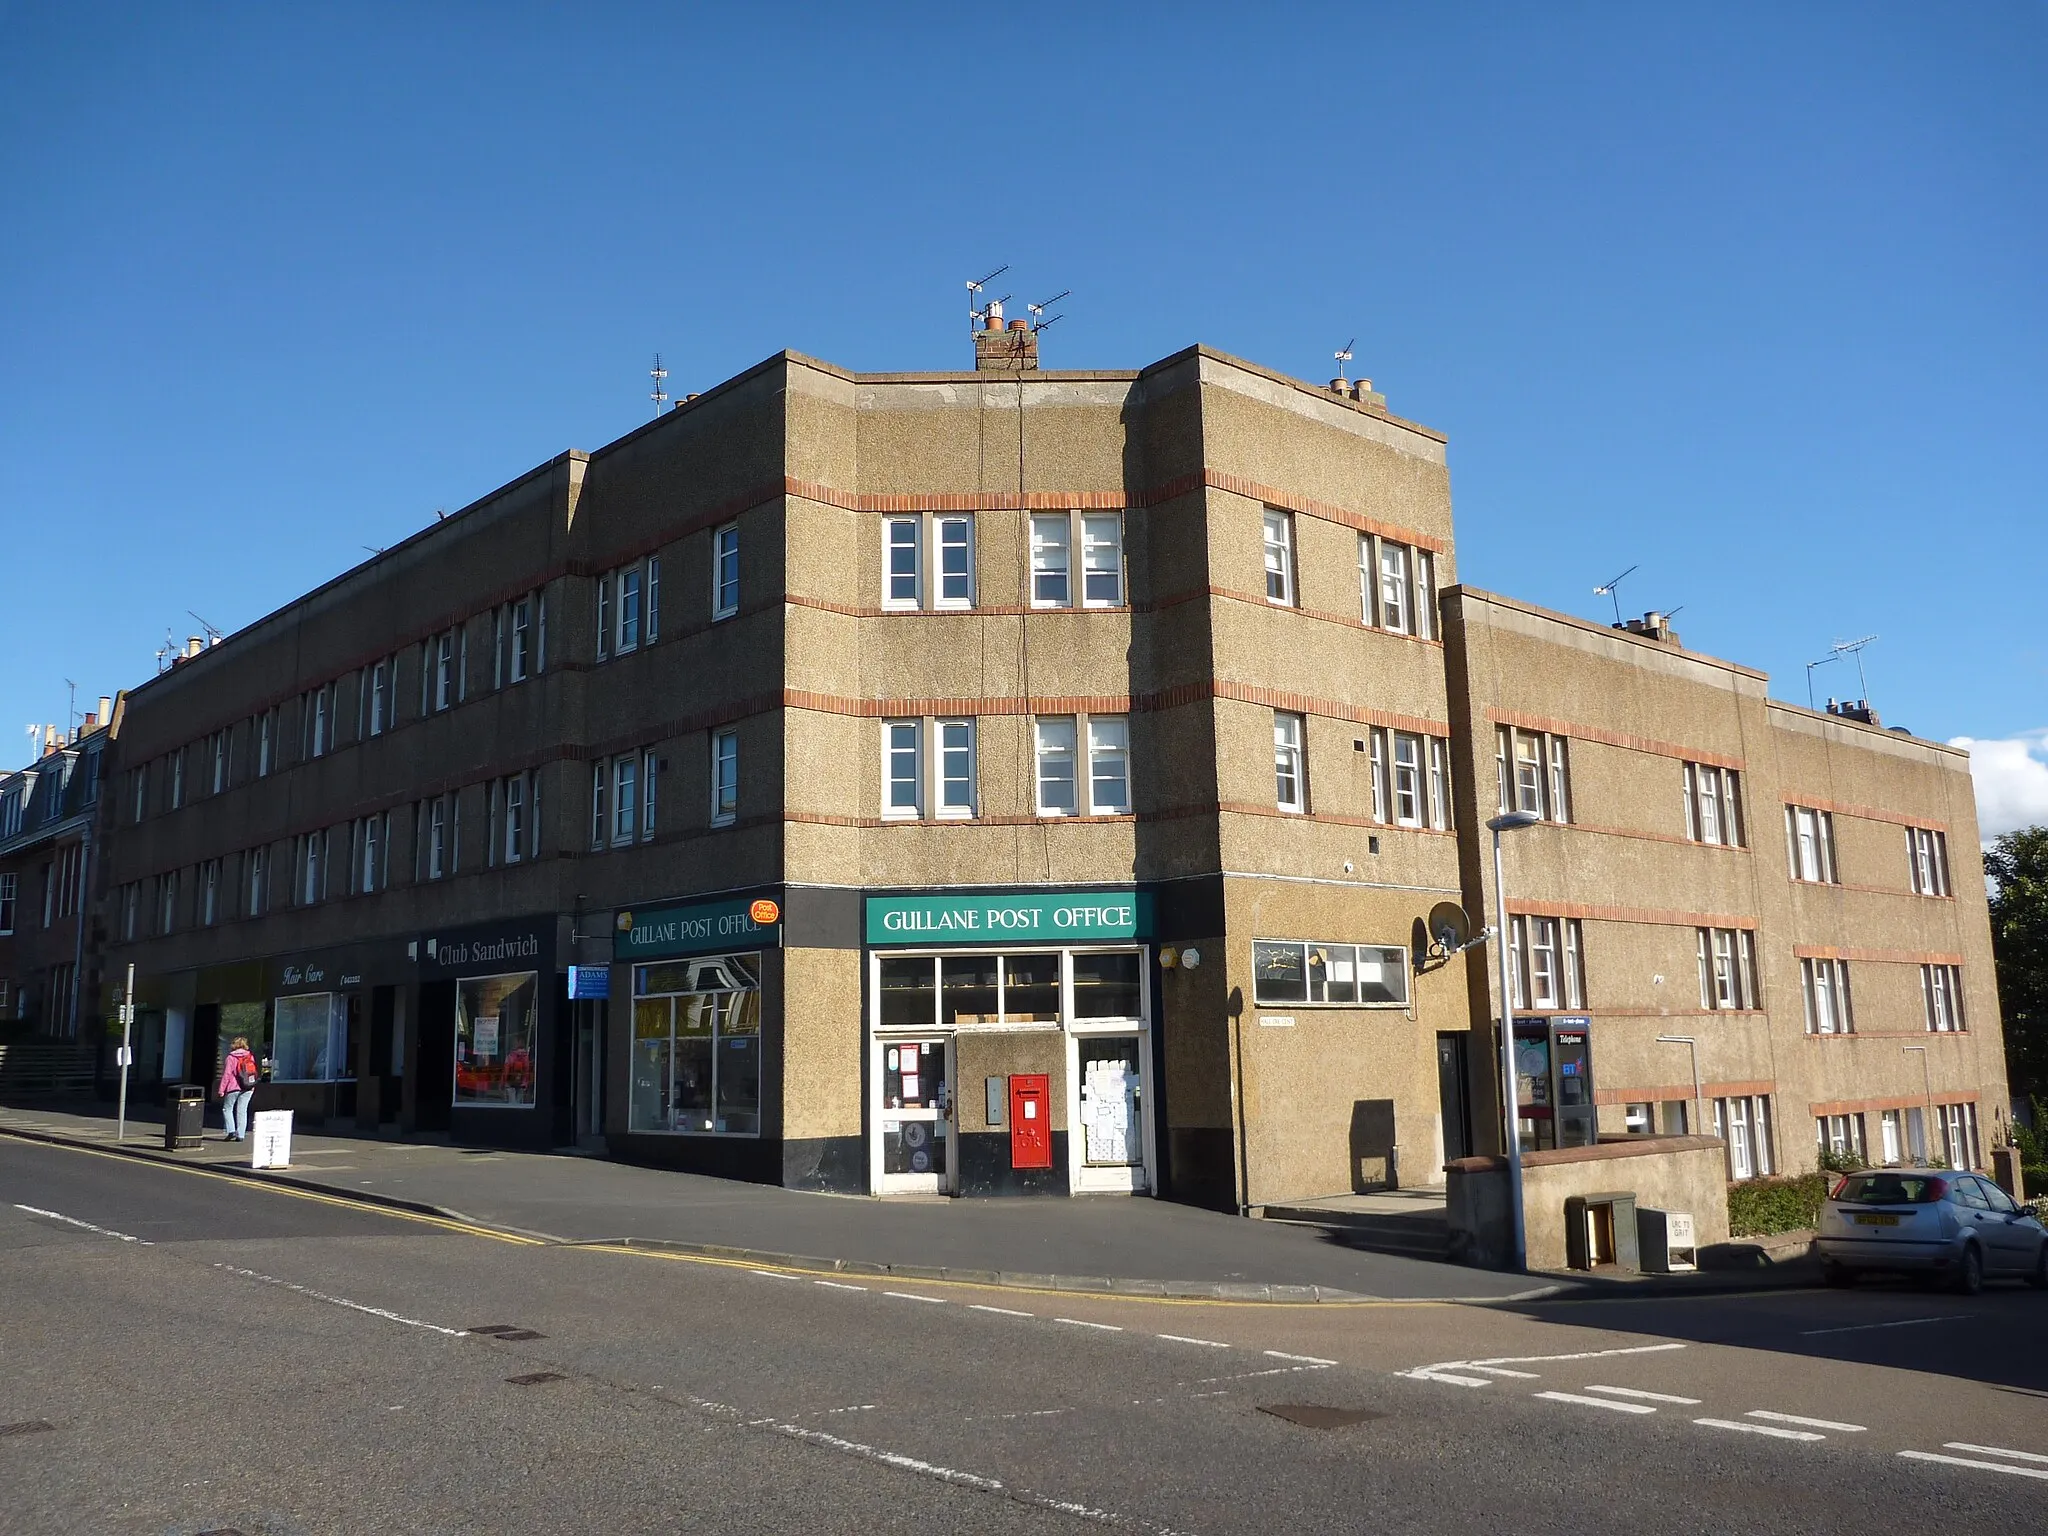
[865,890,1151,947]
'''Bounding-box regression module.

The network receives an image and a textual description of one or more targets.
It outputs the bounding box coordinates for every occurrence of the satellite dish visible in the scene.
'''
[1428,901,1472,954]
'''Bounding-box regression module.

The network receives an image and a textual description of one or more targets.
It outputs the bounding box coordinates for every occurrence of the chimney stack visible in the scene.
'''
[974,304,1039,372]
[99,695,112,722]
[186,635,204,658]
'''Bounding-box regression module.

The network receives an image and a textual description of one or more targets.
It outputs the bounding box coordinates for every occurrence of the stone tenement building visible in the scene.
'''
[88,322,2008,1207]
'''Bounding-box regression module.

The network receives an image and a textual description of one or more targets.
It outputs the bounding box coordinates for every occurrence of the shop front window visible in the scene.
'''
[876,949,1144,1028]
[271,992,350,1082]
[1073,951,1142,1019]
[630,954,761,1135]
[455,971,539,1108]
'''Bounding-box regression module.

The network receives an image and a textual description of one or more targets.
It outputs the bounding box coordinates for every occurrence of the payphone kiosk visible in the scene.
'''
[1512,1015,1597,1151]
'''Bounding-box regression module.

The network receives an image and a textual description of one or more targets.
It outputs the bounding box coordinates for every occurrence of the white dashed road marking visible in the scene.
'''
[814,1280,868,1291]
[883,1291,947,1304]
[1800,1315,1963,1336]
[1945,1442,2048,1465]
[970,1304,1034,1317]
[212,1263,467,1336]
[750,1269,802,1281]
[1264,1351,1337,1366]
[1746,1411,1866,1433]
[1534,1391,1656,1415]
[1694,1418,1825,1442]
[1899,1450,2048,1481]
[1403,1341,1683,1388]
[1156,1334,1231,1348]
[1056,1318,1123,1331]
[15,1204,153,1244]
[1584,1386,1701,1405]
[1467,1366,1539,1379]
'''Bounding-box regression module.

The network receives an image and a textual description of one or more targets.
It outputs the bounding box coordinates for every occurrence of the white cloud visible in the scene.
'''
[1949,729,2048,838]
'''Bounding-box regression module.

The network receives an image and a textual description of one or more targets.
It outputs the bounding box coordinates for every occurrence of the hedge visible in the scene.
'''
[1728,1173,1831,1237]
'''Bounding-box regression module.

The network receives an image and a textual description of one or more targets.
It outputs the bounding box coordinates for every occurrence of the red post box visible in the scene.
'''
[1008,1074,1052,1170]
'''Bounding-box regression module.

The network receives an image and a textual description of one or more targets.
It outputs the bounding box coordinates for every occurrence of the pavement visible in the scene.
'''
[7,1134,2046,1536]
[0,1099,1810,1302]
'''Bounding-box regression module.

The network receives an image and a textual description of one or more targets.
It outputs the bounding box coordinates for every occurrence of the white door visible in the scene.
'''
[876,1036,953,1195]
[1070,1034,1150,1193]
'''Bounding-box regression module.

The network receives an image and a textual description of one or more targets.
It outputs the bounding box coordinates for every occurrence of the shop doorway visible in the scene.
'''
[1069,1033,1150,1193]
[414,981,455,1133]
[572,1001,604,1147]
[874,1036,953,1195]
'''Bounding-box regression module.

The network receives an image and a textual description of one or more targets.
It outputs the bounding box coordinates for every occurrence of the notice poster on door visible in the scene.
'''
[1083,1060,1135,1165]
[473,1015,500,1059]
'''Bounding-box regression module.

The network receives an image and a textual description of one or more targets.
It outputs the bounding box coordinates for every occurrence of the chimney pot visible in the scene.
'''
[186,635,203,658]
[99,695,112,720]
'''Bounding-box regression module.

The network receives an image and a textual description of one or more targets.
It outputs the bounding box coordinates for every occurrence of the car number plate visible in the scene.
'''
[1854,1213,1900,1226]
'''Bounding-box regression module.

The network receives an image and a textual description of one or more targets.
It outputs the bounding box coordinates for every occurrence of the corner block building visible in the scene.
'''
[90,328,2010,1211]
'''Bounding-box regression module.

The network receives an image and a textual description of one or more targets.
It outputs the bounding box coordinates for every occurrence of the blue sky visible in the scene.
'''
[2,5,2042,823]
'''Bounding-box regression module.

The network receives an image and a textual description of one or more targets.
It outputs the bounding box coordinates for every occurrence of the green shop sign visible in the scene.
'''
[615,894,782,961]
[865,890,1151,947]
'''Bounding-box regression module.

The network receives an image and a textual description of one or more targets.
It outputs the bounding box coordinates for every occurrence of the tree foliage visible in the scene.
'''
[1987,828,2048,1099]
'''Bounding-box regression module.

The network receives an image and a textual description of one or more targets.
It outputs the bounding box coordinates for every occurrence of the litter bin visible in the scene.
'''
[165,1084,206,1150]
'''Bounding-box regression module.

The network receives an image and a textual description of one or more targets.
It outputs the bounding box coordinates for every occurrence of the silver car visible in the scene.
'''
[1817,1170,2047,1294]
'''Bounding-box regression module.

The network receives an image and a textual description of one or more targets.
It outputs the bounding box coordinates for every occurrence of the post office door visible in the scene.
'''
[1008,1074,1052,1170]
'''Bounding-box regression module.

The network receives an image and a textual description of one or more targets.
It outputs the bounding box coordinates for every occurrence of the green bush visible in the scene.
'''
[1728,1173,1832,1237]
[1817,1147,1864,1176]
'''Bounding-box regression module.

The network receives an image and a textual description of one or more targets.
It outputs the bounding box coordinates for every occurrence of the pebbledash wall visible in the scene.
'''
[95,336,2011,1208]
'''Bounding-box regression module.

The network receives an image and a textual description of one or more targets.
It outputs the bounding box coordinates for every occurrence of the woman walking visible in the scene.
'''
[218,1035,259,1141]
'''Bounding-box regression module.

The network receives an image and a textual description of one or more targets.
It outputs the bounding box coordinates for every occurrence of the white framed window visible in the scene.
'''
[492,607,506,689]
[589,763,608,849]
[646,555,661,641]
[1879,1108,1903,1165]
[434,632,454,711]
[1696,927,1759,1010]
[369,660,390,736]
[1683,762,1744,846]
[1907,827,1950,896]
[613,755,638,845]
[510,598,533,682]
[121,880,139,939]
[884,517,922,608]
[883,720,923,819]
[597,574,612,660]
[536,590,548,673]
[502,774,526,863]
[200,859,220,925]
[1033,714,1130,816]
[429,797,448,879]
[934,516,974,608]
[210,732,227,794]
[710,730,738,826]
[1936,1102,1979,1170]
[1413,549,1436,640]
[1497,728,1570,822]
[1080,513,1123,606]
[617,565,643,653]
[1391,731,1423,826]
[1031,512,1071,606]
[1274,711,1306,812]
[1716,1095,1775,1180]
[359,813,384,894]
[1035,717,1078,814]
[713,523,740,619]
[1427,736,1451,830]
[1368,729,1388,822]
[246,847,266,917]
[301,829,328,906]
[1088,715,1130,813]
[0,872,13,935]
[1263,509,1295,606]
[1508,916,1585,1010]
[642,750,658,840]
[1378,539,1411,634]
[936,718,976,817]
[1785,804,1835,882]
[157,870,177,934]
[1921,963,1965,1032]
[1252,938,1411,1007]
[1800,956,1854,1034]
[170,748,185,808]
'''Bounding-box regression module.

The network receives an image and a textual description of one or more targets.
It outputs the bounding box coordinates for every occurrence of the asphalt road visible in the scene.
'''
[5,1136,2047,1535]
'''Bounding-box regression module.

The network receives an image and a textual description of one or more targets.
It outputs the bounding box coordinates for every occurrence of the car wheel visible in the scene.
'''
[1821,1261,1853,1288]
[1954,1243,1984,1296]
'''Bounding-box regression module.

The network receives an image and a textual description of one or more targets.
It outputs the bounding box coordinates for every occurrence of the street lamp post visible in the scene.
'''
[1902,1044,1934,1164]
[1656,1035,1702,1140]
[1487,809,1543,1270]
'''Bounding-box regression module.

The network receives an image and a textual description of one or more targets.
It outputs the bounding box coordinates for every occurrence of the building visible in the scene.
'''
[1445,593,2003,1178]
[96,325,2010,1207]
[0,703,119,1039]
